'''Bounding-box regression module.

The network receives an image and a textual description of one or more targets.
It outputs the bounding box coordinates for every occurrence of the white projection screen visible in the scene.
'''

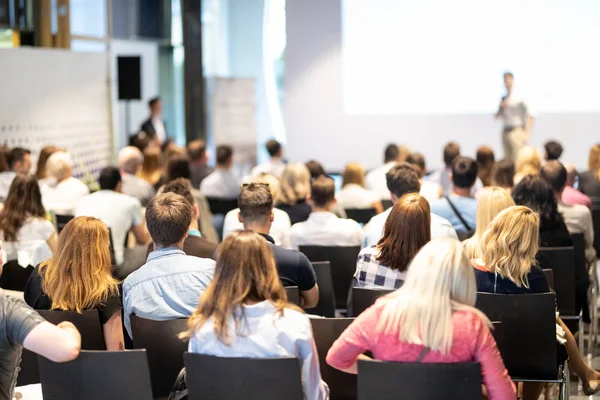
[285,0,600,171]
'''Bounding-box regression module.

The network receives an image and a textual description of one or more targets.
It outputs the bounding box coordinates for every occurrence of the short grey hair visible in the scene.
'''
[45,151,73,181]
[118,146,144,174]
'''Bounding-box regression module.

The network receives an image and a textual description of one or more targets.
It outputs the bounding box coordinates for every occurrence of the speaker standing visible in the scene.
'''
[141,97,167,146]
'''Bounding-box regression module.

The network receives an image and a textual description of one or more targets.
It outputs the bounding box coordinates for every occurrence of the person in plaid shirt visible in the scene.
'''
[354,193,431,290]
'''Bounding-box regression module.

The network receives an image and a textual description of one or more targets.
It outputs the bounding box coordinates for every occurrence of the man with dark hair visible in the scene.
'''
[406,152,443,202]
[238,183,318,308]
[76,166,149,269]
[140,96,167,145]
[0,147,32,201]
[200,145,239,199]
[363,163,456,247]
[123,192,215,337]
[561,163,592,208]
[430,157,478,234]
[289,176,364,249]
[544,140,564,161]
[187,140,213,188]
[250,138,285,178]
[365,143,409,200]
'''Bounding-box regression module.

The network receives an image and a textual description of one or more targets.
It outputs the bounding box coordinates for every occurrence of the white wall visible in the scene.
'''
[285,0,600,171]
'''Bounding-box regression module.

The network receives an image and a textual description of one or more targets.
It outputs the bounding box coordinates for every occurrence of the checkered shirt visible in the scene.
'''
[354,246,406,290]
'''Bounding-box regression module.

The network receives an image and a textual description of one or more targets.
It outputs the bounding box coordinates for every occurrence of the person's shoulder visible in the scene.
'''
[338,217,363,230]
[277,306,312,333]
[430,212,452,226]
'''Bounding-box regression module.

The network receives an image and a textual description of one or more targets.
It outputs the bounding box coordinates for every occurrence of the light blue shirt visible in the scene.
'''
[429,195,478,233]
[189,301,329,400]
[122,247,215,337]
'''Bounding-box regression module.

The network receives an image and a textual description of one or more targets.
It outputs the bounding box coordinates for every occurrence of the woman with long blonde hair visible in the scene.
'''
[337,162,383,213]
[463,187,515,259]
[513,146,542,184]
[328,238,515,399]
[183,231,329,400]
[24,217,124,351]
[276,162,312,224]
[579,143,600,198]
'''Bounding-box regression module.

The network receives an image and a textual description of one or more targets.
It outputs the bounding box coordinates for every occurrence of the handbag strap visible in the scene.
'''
[445,196,473,231]
[416,346,430,363]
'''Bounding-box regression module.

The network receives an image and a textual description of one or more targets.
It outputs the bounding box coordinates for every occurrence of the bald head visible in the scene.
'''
[118,146,144,174]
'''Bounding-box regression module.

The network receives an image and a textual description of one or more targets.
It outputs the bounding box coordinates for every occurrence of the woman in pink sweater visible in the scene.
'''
[326,238,516,400]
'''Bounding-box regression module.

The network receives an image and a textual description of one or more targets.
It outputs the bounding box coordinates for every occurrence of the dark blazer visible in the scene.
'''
[146,236,218,261]
[140,118,167,143]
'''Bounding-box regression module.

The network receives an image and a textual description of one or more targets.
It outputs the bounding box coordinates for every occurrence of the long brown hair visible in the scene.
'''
[0,174,46,241]
[138,146,162,184]
[182,231,300,343]
[38,217,118,312]
[376,193,431,271]
[35,145,63,180]
[588,144,600,179]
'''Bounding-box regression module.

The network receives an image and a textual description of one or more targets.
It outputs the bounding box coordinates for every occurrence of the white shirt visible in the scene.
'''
[223,208,292,249]
[419,180,442,203]
[365,162,396,200]
[251,158,285,179]
[499,91,534,129]
[557,201,596,264]
[2,217,55,267]
[290,212,365,249]
[40,176,89,215]
[0,171,16,201]
[336,184,380,210]
[189,301,329,400]
[152,117,167,144]
[363,208,457,248]
[75,190,143,266]
[199,168,240,199]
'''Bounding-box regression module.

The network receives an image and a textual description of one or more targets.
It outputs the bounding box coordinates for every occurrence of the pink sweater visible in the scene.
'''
[326,300,516,400]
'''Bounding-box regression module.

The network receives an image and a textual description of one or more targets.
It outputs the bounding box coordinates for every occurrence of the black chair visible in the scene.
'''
[381,200,393,210]
[350,287,395,317]
[536,247,577,316]
[543,269,555,291]
[206,197,238,215]
[0,260,33,291]
[592,207,600,256]
[311,318,356,400]
[54,214,74,233]
[285,286,301,306]
[571,233,591,322]
[184,353,303,400]
[299,246,361,309]
[345,208,377,225]
[304,261,336,317]
[357,360,482,400]
[130,316,189,399]
[38,350,153,400]
[490,321,504,358]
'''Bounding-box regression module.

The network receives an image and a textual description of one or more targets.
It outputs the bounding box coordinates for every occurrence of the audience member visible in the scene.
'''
[24,217,124,351]
[75,167,149,268]
[512,175,572,247]
[123,193,216,337]
[427,142,460,196]
[290,176,364,249]
[251,139,286,179]
[430,156,479,237]
[462,187,515,259]
[35,145,62,181]
[336,162,383,213]
[137,146,163,190]
[363,163,456,247]
[327,238,515,399]
[0,145,9,174]
[365,143,401,200]
[238,183,318,307]
[305,160,326,179]
[475,146,495,186]
[147,179,218,260]
[473,206,600,397]
[39,151,89,215]
[0,147,31,201]
[200,145,239,199]
[187,139,213,188]
[183,231,328,399]
[474,158,514,200]
[561,163,592,208]
[276,162,312,224]
[355,193,430,290]
[140,96,167,145]
[118,146,156,206]
[579,144,600,200]
[223,173,292,248]
[514,145,542,184]
[544,140,564,161]
[406,152,442,202]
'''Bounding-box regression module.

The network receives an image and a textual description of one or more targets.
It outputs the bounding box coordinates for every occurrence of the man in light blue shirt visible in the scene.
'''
[429,156,479,235]
[123,192,215,338]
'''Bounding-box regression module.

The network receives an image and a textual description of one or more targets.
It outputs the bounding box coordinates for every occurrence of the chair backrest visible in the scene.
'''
[0,260,34,291]
[592,207,600,255]
[357,360,482,400]
[38,350,153,400]
[304,261,336,317]
[490,321,504,359]
[285,286,301,306]
[310,318,357,400]
[381,200,393,211]
[542,269,555,291]
[345,208,377,225]
[54,214,74,234]
[570,233,589,288]
[37,310,106,350]
[184,353,303,400]
[536,246,576,315]
[130,316,189,398]
[350,287,396,317]
[475,293,557,379]
[206,197,239,215]
[299,246,361,309]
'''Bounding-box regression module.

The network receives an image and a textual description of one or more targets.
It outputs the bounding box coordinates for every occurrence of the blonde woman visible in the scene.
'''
[327,238,516,400]
[183,231,329,400]
[137,146,163,188]
[513,146,542,184]
[579,144,600,198]
[462,187,515,259]
[336,162,383,213]
[474,206,600,397]
[276,162,312,224]
[24,217,124,351]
